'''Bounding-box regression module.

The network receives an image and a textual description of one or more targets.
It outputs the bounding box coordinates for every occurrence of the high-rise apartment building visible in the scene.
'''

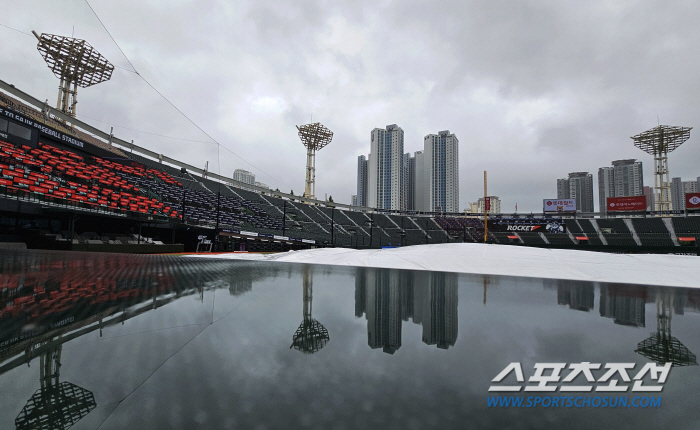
[671,177,699,210]
[597,160,643,212]
[358,127,459,212]
[367,125,405,210]
[598,167,614,213]
[644,186,655,211]
[401,153,410,211]
[476,196,501,214]
[356,155,368,207]
[233,169,255,185]
[612,159,644,197]
[423,130,459,213]
[557,172,594,212]
[557,178,570,199]
[412,150,425,211]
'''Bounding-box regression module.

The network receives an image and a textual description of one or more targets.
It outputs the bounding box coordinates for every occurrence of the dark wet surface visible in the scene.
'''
[0,249,699,429]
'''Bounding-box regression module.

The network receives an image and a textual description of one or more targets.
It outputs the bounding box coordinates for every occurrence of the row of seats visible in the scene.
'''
[0,140,181,218]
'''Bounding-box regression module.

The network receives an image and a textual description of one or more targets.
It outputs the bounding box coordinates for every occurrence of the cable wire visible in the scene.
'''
[0,22,33,37]
[78,114,217,144]
[83,0,289,188]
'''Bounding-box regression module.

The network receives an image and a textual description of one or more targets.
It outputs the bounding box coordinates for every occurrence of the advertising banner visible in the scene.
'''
[543,199,576,213]
[485,197,491,211]
[686,193,700,210]
[607,196,646,212]
[487,220,567,233]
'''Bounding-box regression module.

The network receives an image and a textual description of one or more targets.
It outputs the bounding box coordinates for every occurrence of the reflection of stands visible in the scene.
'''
[0,252,259,369]
[290,266,329,354]
[636,290,697,367]
[599,284,646,327]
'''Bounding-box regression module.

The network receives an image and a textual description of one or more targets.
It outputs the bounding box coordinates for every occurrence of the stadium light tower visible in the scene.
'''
[296,122,333,199]
[32,31,114,118]
[631,125,692,211]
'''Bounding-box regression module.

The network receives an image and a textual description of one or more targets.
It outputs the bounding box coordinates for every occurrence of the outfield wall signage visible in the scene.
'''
[543,199,576,213]
[686,193,700,210]
[607,196,646,212]
[487,220,566,233]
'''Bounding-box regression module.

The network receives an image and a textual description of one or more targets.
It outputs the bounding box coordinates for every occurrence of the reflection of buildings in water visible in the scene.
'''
[290,265,329,354]
[414,272,458,349]
[367,270,403,354]
[555,281,595,312]
[228,278,253,296]
[636,289,697,367]
[599,284,646,327]
[15,341,96,430]
[355,268,458,353]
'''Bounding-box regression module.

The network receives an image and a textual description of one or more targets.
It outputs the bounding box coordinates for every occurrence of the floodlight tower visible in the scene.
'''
[296,122,333,199]
[631,125,692,211]
[290,266,330,354]
[32,31,114,118]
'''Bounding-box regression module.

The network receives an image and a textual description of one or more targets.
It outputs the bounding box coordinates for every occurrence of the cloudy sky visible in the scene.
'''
[1,0,699,212]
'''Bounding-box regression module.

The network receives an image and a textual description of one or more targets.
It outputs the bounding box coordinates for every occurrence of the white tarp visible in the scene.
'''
[186,243,700,288]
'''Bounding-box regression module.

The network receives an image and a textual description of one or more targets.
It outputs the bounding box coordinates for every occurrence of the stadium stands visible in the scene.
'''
[632,218,675,247]
[0,89,699,253]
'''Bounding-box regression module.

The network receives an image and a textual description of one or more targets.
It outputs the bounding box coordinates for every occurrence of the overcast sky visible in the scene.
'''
[1,0,699,212]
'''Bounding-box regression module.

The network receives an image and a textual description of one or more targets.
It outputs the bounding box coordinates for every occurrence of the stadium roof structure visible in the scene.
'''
[631,125,692,155]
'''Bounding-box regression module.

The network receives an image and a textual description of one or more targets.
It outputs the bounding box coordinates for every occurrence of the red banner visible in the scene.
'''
[686,193,700,210]
[607,196,646,212]
[485,197,491,211]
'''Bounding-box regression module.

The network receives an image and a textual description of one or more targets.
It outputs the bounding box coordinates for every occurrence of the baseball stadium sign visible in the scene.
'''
[488,220,567,233]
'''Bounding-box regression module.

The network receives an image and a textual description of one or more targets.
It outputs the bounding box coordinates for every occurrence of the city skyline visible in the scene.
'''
[1,1,699,212]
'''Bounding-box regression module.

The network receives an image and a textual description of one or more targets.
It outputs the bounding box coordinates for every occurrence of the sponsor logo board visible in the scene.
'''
[607,196,646,212]
[543,199,576,213]
[488,221,566,233]
[686,192,700,210]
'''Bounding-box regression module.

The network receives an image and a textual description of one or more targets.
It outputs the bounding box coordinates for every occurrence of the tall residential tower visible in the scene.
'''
[367,125,405,210]
[557,172,594,213]
[423,130,459,213]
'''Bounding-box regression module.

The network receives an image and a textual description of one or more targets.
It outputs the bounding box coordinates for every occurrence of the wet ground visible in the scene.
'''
[0,250,698,429]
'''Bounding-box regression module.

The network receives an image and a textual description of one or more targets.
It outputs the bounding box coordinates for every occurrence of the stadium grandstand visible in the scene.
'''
[0,79,699,254]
